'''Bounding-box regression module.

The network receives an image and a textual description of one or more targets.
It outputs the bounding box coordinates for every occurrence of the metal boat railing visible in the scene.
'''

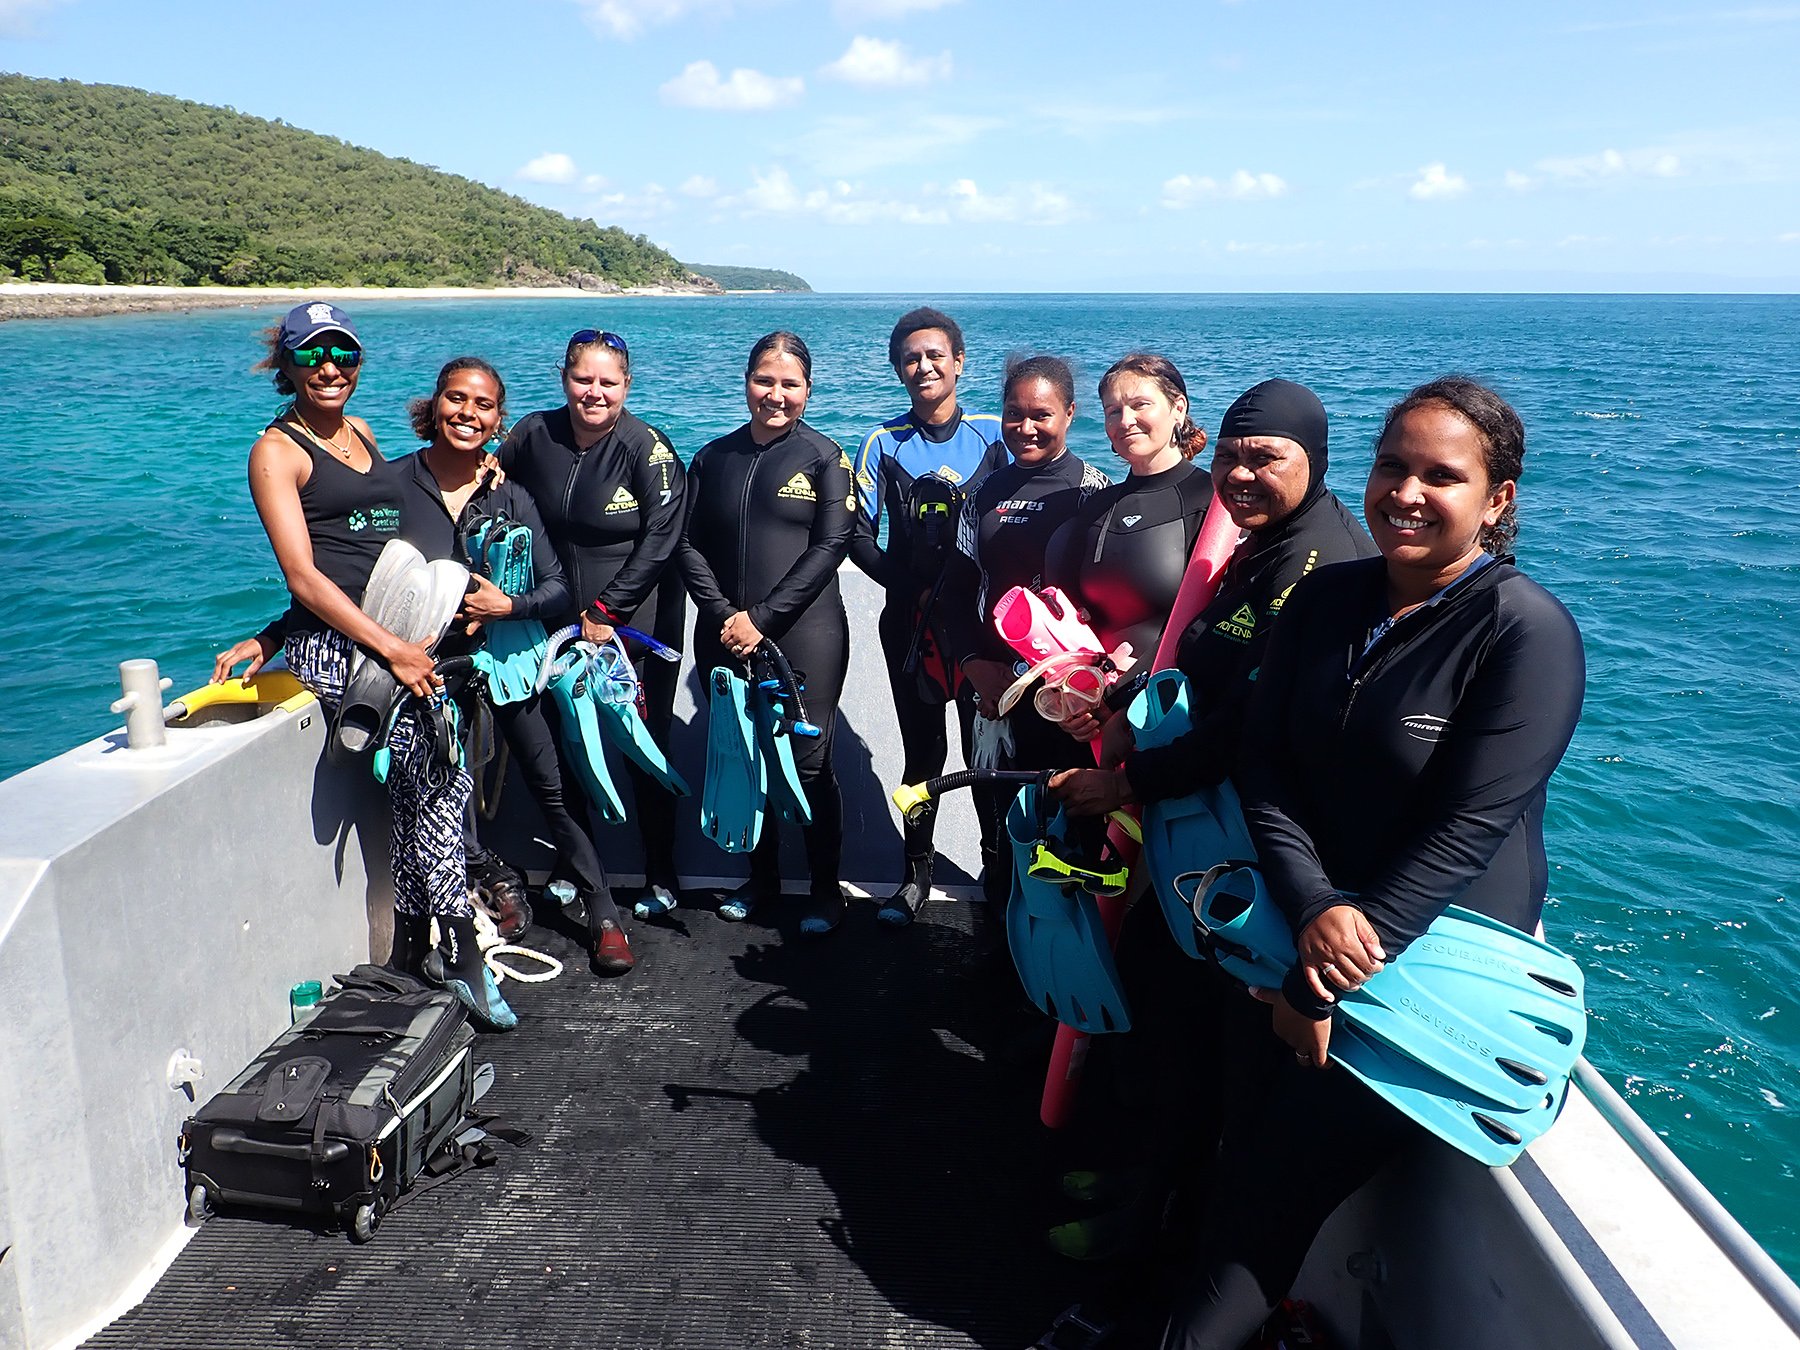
[1574,1059,1800,1338]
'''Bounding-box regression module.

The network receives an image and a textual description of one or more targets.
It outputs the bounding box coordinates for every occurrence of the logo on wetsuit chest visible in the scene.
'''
[1121,514,1142,528]
[1401,713,1448,743]
[346,507,399,534]
[1215,603,1258,642]
[605,486,639,514]
[778,473,817,502]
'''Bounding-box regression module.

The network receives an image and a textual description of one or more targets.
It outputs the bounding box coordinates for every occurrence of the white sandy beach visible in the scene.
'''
[0,281,720,322]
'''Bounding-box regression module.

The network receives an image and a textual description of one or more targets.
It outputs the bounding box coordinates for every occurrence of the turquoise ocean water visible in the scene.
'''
[2,294,1796,1269]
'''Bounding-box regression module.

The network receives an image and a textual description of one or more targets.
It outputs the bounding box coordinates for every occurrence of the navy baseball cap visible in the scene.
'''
[278,301,359,350]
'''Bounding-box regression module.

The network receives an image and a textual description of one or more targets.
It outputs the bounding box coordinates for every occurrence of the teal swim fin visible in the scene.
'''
[748,643,814,826]
[1128,671,1256,959]
[593,697,691,796]
[701,666,766,852]
[476,619,550,705]
[1182,865,1588,1164]
[545,647,628,823]
[1005,785,1131,1035]
[336,545,469,758]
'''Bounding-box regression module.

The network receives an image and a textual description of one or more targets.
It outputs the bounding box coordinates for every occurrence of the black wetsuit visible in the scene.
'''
[1156,554,1585,1350]
[849,407,1008,872]
[1123,484,1375,803]
[497,407,689,891]
[392,452,626,929]
[1043,459,1213,661]
[677,420,855,895]
[942,449,1110,891]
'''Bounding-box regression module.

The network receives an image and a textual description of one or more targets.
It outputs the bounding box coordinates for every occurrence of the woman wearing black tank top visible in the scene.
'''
[221,303,515,1033]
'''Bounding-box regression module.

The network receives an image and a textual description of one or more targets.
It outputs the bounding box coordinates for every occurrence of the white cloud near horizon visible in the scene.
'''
[680,175,720,198]
[517,152,579,185]
[1409,163,1469,200]
[1516,147,1684,188]
[660,61,804,110]
[713,168,1073,228]
[1161,170,1289,208]
[789,112,999,174]
[573,0,726,39]
[821,36,952,87]
[831,0,959,17]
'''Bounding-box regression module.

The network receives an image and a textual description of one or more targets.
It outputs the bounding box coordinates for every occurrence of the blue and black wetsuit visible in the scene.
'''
[1158,554,1585,1348]
[849,406,1007,885]
[497,407,688,893]
[677,420,855,905]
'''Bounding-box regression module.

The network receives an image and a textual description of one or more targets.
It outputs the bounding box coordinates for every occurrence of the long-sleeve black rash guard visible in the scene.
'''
[496,407,687,632]
[675,421,855,642]
[1241,554,1585,985]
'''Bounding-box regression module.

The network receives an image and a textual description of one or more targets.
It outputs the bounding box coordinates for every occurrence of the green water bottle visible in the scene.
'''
[289,979,323,1023]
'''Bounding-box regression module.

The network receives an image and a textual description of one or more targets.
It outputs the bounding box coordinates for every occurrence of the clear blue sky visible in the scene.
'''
[4,0,1797,291]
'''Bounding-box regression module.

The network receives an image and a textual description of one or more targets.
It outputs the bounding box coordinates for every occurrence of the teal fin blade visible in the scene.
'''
[1336,907,1587,1111]
[1194,869,1587,1160]
[752,686,812,825]
[480,619,550,705]
[701,667,766,852]
[485,523,534,597]
[593,697,691,796]
[1127,669,1193,747]
[546,659,627,823]
[1145,781,1256,960]
[1004,786,1131,1035]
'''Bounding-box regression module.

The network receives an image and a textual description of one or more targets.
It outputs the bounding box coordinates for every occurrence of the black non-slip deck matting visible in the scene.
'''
[89,898,1097,1349]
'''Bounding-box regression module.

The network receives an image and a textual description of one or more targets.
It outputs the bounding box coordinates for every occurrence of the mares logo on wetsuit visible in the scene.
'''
[778,472,817,502]
[605,486,639,514]
[1216,603,1258,643]
[1401,713,1448,743]
[992,497,1044,525]
[346,507,400,534]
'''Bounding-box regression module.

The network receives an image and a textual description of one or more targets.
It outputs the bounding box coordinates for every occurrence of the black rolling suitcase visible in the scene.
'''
[179,965,475,1242]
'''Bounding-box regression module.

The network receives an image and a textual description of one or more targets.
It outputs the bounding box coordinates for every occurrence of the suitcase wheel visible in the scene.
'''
[186,1183,214,1226]
[349,1199,383,1244]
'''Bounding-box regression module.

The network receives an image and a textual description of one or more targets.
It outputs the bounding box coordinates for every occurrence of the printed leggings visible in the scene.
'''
[286,629,474,920]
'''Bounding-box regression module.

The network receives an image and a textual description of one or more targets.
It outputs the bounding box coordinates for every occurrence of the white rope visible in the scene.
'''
[485,944,563,984]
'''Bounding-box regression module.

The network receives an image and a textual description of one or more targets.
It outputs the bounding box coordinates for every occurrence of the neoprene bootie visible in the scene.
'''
[386,911,433,977]
[877,852,933,927]
[800,880,847,936]
[423,913,518,1032]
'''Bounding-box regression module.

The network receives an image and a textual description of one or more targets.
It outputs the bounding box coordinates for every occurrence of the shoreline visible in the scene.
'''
[0,281,721,323]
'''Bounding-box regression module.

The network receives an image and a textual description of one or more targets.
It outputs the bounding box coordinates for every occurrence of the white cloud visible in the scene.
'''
[1504,169,1534,192]
[572,0,726,39]
[0,0,68,36]
[716,169,1073,228]
[1161,170,1288,208]
[660,61,804,111]
[790,113,999,174]
[1533,146,1683,182]
[590,183,675,224]
[680,175,720,198]
[1778,231,1800,243]
[1030,103,1187,139]
[1409,163,1469,201]
[821,36,952,87]
[581,173,610,192]
[1224,240,1322,256]
[832,0,958,16]
[517,152,579,185]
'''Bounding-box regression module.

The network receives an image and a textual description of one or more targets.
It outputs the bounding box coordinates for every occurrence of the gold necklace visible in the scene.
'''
[292,414,356,459]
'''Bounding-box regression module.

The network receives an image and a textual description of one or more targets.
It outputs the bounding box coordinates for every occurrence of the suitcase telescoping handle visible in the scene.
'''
[210,1128,351,1165]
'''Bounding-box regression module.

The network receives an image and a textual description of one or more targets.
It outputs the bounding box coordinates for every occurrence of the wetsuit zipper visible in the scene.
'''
[735,443,758,612]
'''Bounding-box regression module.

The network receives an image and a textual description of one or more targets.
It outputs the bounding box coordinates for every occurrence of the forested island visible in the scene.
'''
[0,74,802,293]
[691,266,812,292]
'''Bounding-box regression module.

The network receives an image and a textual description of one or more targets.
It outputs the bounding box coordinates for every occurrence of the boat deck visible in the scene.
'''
[86,897,1093,1349]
